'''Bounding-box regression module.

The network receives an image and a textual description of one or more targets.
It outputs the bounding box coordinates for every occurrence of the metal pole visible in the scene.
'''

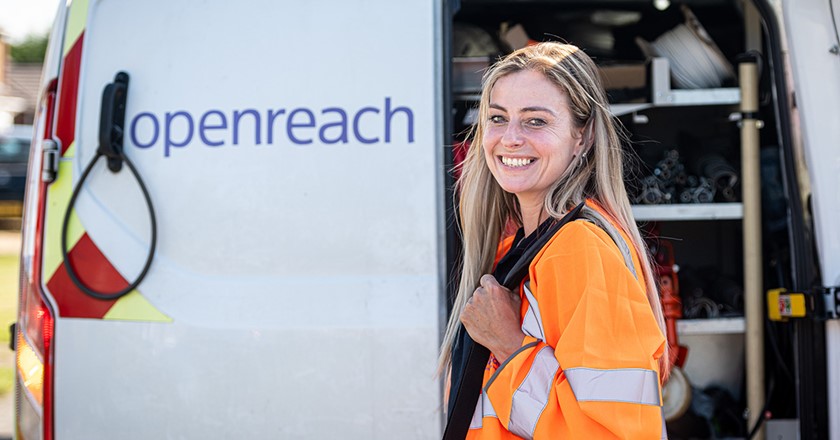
[740,59,765,440]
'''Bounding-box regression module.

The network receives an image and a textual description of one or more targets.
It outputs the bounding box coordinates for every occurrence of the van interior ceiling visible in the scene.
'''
[444,0,824,438]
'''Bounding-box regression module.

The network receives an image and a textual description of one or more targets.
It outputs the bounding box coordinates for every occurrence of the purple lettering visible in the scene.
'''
[233,109,261,146]
[385,97,414,143]
[319,108,349,144]
[287,108,316,145]
[267,109,286,144]
[164,111,194,157]
[353,107,380,144]
[130,112,159,149]
[199,110,227,147]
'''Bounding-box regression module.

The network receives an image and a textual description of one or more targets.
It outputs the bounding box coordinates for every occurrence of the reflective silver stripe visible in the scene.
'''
[580,206,638,280]
[661,410,668,439]
[564,367,661,406]
[484,341,540,391]
[483,391,497,418]
[508,346,559,439]
[469,390,498,429]
[470,394,483,429]
[521,282,545,341]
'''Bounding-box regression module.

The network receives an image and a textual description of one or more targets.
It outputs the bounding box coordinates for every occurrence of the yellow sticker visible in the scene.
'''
[43,160,85,281]
[63,0,90,56]
[103,290,173,322]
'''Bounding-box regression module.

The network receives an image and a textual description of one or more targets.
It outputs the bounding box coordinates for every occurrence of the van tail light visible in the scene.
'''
[15,78,58,440]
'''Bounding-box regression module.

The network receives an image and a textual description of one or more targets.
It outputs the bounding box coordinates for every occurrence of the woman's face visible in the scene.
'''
[483,69,585,209]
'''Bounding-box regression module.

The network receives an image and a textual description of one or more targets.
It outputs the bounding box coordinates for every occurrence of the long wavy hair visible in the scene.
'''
[439,42,670,382]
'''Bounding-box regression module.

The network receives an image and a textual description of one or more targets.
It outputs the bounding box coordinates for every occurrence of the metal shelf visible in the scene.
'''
[677,317,745,336]
[610,88,740,116]
[610,58,740,116]
[632,203,743,221]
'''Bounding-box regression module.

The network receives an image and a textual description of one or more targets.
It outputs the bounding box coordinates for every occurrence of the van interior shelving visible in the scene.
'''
[445,0,797,438]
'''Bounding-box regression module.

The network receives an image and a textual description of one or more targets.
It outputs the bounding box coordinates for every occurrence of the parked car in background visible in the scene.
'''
[0,125,31,207]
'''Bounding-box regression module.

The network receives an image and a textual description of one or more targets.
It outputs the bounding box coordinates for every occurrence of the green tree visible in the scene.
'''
[10,33,49,63]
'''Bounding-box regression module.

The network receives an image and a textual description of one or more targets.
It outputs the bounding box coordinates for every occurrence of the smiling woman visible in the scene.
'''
[440,42,670,439]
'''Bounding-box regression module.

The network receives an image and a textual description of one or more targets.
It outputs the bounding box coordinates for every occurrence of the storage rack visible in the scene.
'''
[449,3,754,436]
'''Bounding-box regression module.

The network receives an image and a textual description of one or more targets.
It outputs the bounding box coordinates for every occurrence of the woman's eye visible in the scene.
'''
[527,118,547,127]
[489,115,506,124]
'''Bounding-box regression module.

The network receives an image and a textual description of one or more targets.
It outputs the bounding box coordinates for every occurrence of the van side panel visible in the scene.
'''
[47,1,443,438]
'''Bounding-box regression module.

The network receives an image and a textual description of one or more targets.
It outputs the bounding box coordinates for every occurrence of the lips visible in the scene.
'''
[500,156,535,167]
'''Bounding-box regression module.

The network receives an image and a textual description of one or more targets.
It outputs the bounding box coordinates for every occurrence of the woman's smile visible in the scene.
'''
[499,156,536,168]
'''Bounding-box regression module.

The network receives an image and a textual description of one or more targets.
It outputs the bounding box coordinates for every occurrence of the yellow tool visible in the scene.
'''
[767,288,807,321]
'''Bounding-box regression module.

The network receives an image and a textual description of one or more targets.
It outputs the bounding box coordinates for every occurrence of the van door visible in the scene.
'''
[782,1,840,438]
[45,0,444,438]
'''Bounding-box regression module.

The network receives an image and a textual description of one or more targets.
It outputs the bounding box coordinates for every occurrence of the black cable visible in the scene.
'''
[746,374,776,439]
[60,151,157,300]
[738,317,795,440]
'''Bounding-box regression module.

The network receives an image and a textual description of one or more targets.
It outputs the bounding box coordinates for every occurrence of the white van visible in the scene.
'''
[10,0,840,439]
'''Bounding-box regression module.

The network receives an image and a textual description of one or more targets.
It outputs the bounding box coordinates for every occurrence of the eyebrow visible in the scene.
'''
[489,103,557,116]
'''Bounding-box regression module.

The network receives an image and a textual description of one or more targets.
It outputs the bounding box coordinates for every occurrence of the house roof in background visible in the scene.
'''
[4,62,42,112]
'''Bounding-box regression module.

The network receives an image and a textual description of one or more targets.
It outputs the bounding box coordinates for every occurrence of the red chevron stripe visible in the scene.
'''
[46,233,129,318]
[55,32,84,155]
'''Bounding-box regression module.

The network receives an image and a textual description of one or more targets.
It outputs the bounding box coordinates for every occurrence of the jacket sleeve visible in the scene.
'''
[483,221,667,439]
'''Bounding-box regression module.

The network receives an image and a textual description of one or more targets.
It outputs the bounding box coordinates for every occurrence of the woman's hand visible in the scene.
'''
[460,274,526,361]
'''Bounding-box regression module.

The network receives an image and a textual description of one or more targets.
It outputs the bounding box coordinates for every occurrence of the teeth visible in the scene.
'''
[501,156,533,167]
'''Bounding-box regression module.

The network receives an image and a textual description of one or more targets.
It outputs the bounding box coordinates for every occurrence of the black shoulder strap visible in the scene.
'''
[442,201,586,440]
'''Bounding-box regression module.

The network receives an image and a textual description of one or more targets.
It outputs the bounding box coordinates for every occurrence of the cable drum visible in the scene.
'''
[663,365,692,422]
[693,153,739,202]
[636,5,735,89]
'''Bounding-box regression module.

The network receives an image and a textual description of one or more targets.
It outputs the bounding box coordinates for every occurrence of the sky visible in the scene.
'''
[0,0,62,43]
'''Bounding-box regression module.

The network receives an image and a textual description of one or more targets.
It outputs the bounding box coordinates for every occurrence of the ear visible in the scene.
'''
[574,119,594,157]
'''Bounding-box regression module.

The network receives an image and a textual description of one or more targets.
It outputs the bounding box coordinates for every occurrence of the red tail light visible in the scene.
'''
[15,79,58,440]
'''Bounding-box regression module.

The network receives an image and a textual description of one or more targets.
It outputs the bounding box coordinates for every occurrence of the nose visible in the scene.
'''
[500,121,524,149]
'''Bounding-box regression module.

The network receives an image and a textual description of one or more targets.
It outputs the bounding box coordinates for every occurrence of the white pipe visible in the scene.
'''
[740,60,765,440]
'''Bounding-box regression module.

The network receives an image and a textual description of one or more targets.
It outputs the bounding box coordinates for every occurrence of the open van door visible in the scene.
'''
[781,1,840,438]
[16,1,446,438]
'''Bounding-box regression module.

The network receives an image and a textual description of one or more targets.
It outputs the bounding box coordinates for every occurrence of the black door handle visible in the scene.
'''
[98,71,129,172]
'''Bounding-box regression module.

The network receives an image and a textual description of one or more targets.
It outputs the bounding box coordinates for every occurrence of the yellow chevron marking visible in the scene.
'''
[103,291,173,322]
[63,0,90,56]
[43,160,85,281]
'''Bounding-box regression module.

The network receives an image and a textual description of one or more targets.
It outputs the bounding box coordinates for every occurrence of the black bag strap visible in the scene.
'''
[442,201,586,440]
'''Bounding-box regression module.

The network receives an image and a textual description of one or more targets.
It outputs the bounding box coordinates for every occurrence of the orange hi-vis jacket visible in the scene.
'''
[467,201,667,439]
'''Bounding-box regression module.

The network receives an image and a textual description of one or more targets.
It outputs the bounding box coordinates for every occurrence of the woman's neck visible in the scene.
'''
[518,196,545,236]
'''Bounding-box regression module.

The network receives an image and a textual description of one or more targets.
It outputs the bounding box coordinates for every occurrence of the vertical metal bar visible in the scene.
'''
[740,60,765,440]
[439,0,456,432]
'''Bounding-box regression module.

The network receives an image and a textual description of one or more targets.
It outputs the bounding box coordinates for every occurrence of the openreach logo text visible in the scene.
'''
[129,97,415,157]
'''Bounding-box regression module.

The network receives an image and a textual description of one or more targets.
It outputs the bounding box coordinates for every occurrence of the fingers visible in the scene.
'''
[460,276,525,354]
[479,274,499,289]
[479,274,518,300]
[470,286,485,300]
[463,284,487,316]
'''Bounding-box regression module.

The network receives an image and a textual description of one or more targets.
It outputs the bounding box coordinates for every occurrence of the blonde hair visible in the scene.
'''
[439,42,670,382]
